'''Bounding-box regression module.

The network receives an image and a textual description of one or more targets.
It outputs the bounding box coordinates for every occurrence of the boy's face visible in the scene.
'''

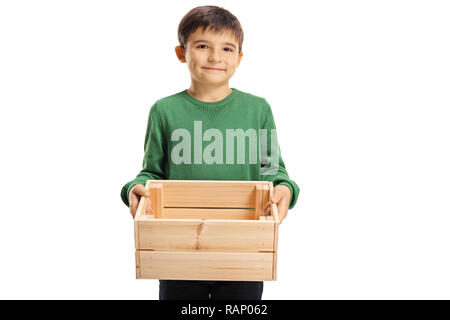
[176,26,243,86]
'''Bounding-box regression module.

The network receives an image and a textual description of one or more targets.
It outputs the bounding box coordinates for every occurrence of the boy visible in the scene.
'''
[121,5,300,300]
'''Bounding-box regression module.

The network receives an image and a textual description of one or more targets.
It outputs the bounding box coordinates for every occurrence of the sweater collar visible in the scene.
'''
[181,88,239,108]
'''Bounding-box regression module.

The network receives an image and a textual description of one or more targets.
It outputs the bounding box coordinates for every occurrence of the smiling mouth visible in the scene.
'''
[203,67,225,71]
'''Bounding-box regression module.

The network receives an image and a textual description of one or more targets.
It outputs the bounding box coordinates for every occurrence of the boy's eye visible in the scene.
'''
[196,44,233,52]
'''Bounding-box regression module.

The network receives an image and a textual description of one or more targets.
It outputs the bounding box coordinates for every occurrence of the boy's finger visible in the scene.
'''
[129,193,137,209]
[278,201,288,224]
[271,192,282,204]
[133,184,150,197]
[271,185,290,204]
[263,202,270,216]
[130,200,137,217]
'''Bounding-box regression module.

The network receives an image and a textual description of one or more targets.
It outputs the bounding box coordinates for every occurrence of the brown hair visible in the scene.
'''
[177,6,244,53]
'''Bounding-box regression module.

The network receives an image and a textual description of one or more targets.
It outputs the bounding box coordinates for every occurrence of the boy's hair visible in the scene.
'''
[178,6,244,53]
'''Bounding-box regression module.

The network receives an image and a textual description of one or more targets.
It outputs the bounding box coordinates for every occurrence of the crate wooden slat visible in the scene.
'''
[136,251,274,281]
[136,219,275,252]
[134,180,280,281]
[156,180,257,208]
[162,208,255,220]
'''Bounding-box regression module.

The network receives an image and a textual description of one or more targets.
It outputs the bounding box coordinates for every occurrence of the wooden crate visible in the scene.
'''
[134,180,280,281]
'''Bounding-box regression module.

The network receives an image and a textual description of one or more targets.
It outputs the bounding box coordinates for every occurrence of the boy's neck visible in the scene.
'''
[187,83,233,102]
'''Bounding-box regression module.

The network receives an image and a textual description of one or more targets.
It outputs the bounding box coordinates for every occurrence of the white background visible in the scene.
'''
[0,0,449,299]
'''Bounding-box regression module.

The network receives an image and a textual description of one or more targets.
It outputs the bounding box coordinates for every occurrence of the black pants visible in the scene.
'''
[159,280,263,300]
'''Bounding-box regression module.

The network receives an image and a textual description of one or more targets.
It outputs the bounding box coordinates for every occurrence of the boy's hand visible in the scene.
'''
[129,184,152,218]
[263,185,291,224]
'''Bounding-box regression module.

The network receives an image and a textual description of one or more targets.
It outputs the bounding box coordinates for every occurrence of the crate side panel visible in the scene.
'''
[163,208,255,220]
[138,220,275,252]
[163,183,256,208]
[137,251,274,281]
[135,251,141,279]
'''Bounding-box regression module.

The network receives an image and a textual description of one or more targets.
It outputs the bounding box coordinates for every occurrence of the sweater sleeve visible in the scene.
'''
[259,99,300,210]
[120,102,166,207]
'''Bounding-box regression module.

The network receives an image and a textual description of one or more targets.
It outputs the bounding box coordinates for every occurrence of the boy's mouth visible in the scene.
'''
[203,67,225,71]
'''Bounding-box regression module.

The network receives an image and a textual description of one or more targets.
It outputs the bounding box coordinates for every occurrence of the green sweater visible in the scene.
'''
[121,88,300,210]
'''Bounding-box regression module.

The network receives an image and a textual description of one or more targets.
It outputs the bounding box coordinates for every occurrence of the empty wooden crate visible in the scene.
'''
[134,180,280,281]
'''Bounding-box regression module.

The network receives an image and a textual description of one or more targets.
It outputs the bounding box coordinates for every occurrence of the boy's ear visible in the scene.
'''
[175,46,186,63]
[237,51,243,67]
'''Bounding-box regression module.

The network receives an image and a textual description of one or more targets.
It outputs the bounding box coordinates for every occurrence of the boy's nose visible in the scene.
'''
[208,50,222,62]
